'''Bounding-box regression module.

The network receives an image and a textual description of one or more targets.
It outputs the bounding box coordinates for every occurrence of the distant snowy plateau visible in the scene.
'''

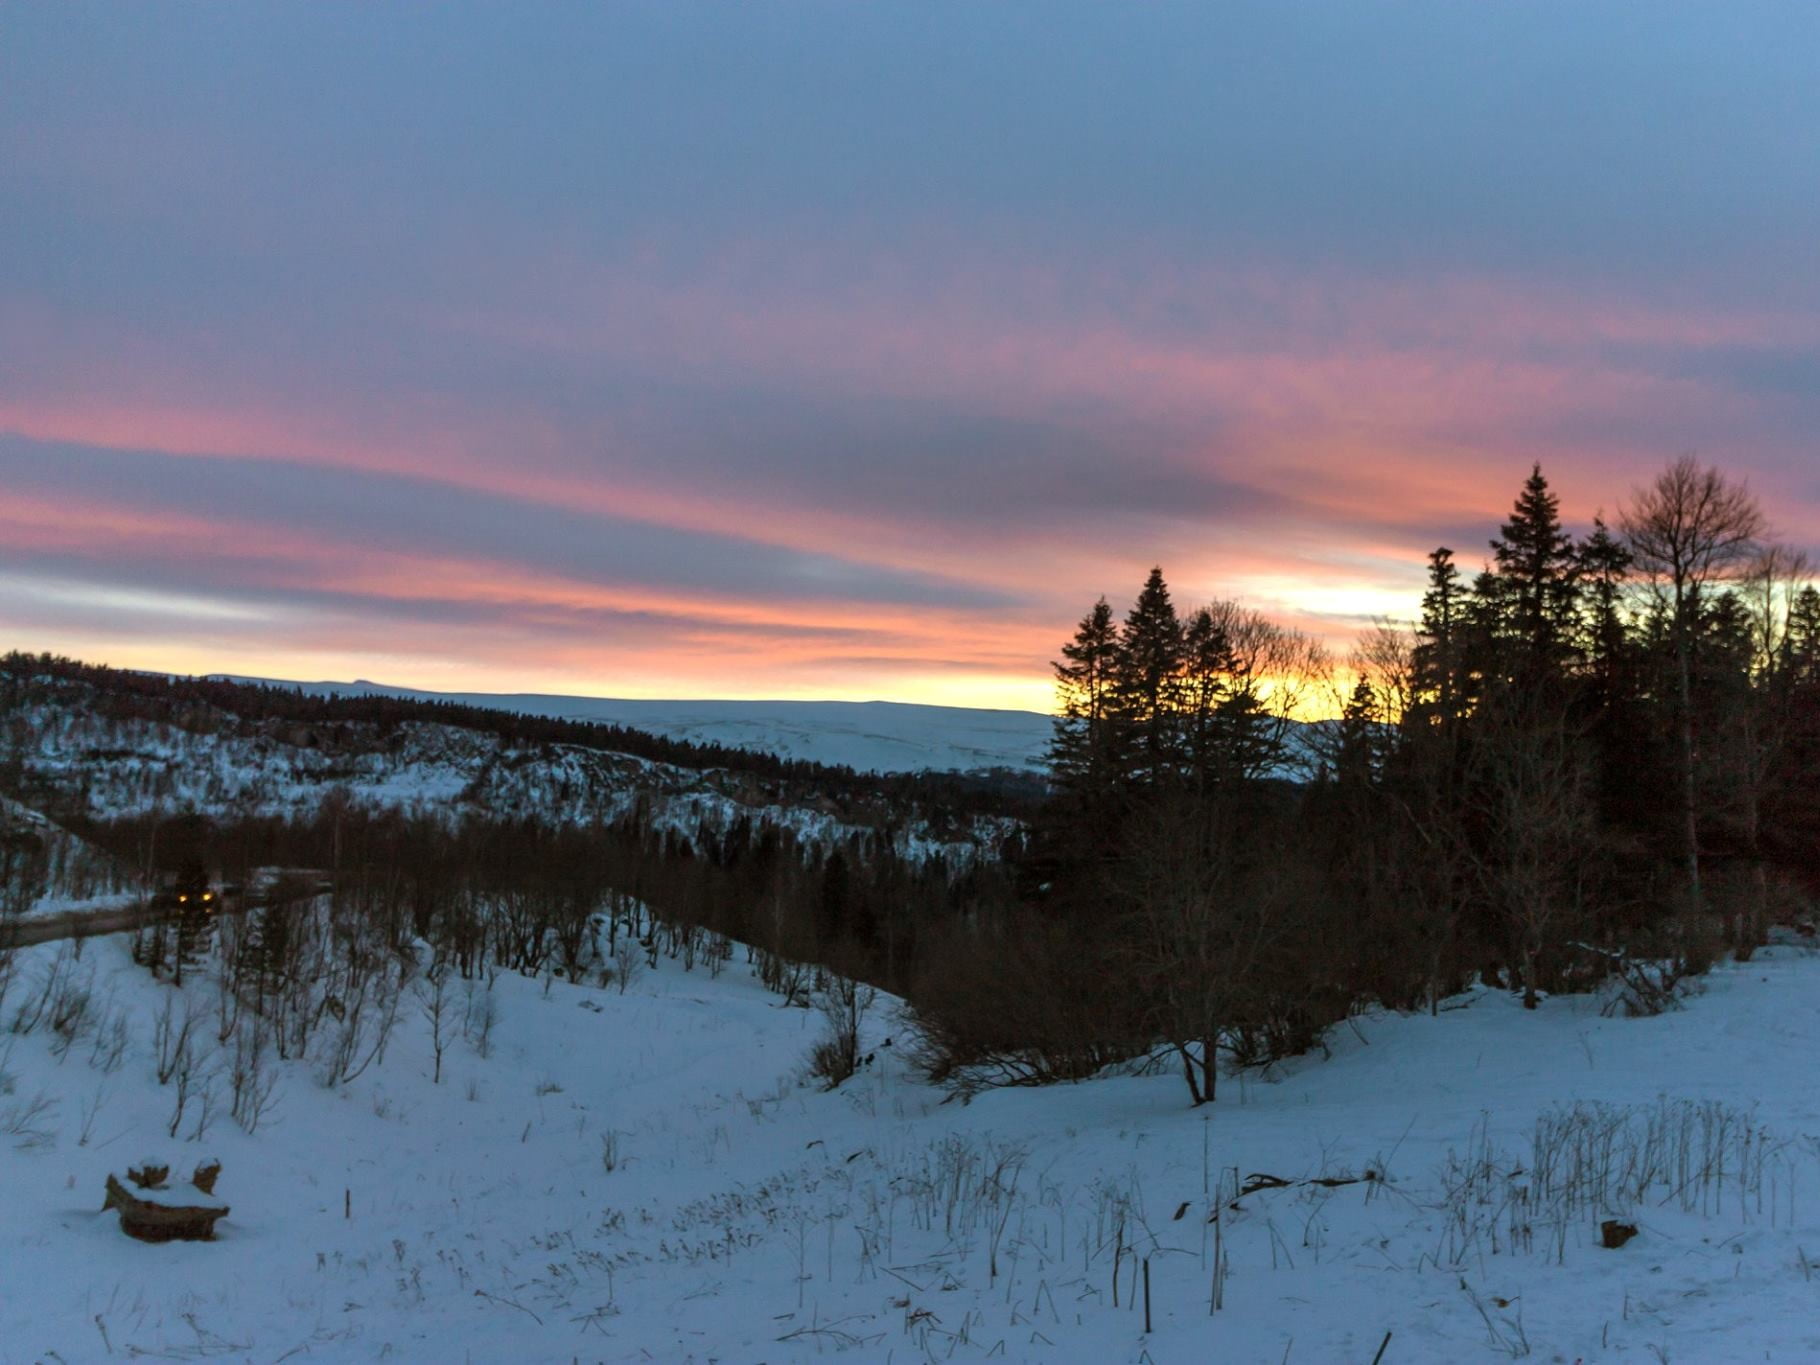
[227,677,1056,775]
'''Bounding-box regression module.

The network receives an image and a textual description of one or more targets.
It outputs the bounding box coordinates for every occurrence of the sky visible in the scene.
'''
[4,4,1818,712]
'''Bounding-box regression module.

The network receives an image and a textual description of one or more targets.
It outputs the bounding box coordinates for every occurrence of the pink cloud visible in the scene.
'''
[6,240,1817,705]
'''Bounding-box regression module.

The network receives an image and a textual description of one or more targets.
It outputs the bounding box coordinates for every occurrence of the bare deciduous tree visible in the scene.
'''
[1723,544,1814,949]
[808,958,875,1090]
[228,1017,281,1134]
[1196,601,1332,782]
[414,960,452,1084]
[1350,622,1419,733]
[1745,545,1813,679]
[1119,795,1309,1104]
[1467,688,1592,1008]
[1621,456,1766,902]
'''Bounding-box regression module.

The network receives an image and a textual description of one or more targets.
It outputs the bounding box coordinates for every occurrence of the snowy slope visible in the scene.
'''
[9,680,1015,865]
[8,922,1820,1362]
[225,677,1056,774]
[0,793,134,918]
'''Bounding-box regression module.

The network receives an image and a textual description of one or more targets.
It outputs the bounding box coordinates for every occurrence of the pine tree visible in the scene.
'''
[1336,677,1381,787]
[1414,548,1463,720]
[1490,464,1580,674]
[1180,606,1236,785]
[1576,515,1633,697]
[1049,598,1121,797]
[1114,568,1185,784]
[1787,587,1820,686]
[1699,590,1755,685]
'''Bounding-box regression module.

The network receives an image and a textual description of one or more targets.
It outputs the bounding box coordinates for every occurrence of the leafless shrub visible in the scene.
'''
[1,1088,58,1150]
[464,972,499,1057]
[892,1134,1032,1245]
[608,945,645,996]
[755,946,811,1007]
[212,920,245,1044]
[46,966,96,1062]
[1433,1098,1799,1272]
[77,1081,110,1146]
[807,968,874,1090]
[904,912,1139,1092]
[164,1021,210,1139]
[228,1019,281,1134]
[1466,686,1594,1009]
[319,963,404,1087]
[88,997,130,1073]
[154,992,201,1086]
[10,944,78,1037]
[186,1070,220,1142]
[1607,957,1689,1018]
[413,960,452,1084]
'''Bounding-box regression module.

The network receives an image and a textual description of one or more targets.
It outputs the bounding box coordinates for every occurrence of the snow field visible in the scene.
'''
[4,931,1820,1361]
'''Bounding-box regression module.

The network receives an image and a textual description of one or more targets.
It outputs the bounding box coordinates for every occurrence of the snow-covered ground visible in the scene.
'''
[1,793,134,920]
[10,687,1017,866]
[6,925,1820,1363]
[226,677,1056,774]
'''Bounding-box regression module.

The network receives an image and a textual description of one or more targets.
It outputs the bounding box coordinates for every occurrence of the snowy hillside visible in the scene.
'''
[226,677,1056,775]
[0,793,134,919]
[8,919,1820,1362]
[8,675,1015,864]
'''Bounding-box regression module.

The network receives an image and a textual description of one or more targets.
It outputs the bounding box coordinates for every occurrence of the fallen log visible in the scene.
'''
[103,1161,229,1242]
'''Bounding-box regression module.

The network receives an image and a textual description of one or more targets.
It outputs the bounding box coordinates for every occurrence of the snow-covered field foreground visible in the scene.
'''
[6,934,1820,1363]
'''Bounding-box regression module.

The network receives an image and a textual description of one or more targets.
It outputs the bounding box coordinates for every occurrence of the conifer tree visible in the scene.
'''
[1336,677,1381,787]
[1049,598,1121,797]
[1415,547,1463,720]
[1576,515,1633,696]
[1115,568,1185,784]
[1180,605,1236,785]
[1787,586,1820,686]
[1491,464,1580,674]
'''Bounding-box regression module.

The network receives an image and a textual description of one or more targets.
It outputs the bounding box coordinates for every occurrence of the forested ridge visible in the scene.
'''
[5,456,1819,1109]
[913,457,1820,1101]
[0,653,1045,822]
[0,655,1029,1012]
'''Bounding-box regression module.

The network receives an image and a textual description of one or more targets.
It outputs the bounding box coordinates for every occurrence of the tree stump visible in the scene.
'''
[103,1160,229,1242]
[1599,1219,1638,1249]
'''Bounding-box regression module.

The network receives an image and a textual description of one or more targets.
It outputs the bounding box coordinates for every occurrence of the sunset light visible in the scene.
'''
[4,6,1817,710]
[9,10,1820,1361]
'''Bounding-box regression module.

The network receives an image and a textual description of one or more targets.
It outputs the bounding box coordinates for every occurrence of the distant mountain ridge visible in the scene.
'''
[218,678,1056,775]
[5,662,1026,866]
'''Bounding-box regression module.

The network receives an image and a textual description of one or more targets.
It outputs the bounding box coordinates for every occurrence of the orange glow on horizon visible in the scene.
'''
[7,254,1816,717]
